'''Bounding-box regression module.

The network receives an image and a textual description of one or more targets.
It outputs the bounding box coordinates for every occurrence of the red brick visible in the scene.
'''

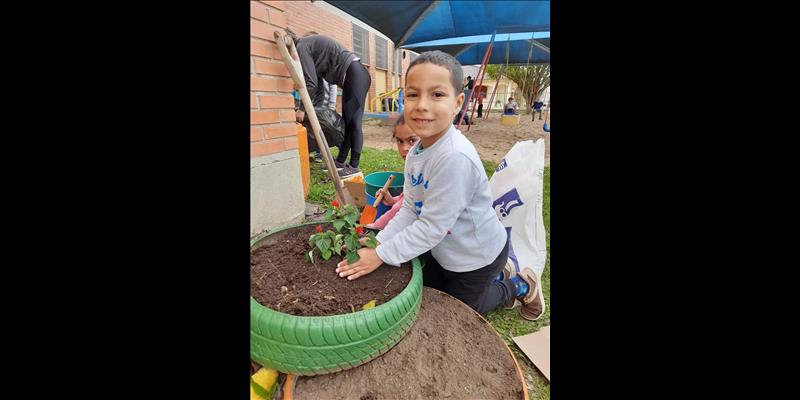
[264,123,296,139]
[251,94,258,109]
[278,109,296,122]
[251,76,277,91]
[267,43,280,59]
[258,95,294,109]
[251,110,278,124]
[251,19,278,42]
[254,59,289,77]
[250,127,263,142]
[251,139,285,158]
[284,136,298,150]
[251,40,271,58]
[251,2,268,22]
[276,78,294,93]
[268,8,288,28]
[262,1,285,11]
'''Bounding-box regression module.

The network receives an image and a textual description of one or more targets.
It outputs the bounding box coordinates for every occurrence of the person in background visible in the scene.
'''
[287,29,370,173]
[365,115,417,230]
[504,97,518,115]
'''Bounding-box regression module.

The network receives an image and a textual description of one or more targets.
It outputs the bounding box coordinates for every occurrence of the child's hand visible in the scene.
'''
[376,189,394,206]
[336,247,383,281]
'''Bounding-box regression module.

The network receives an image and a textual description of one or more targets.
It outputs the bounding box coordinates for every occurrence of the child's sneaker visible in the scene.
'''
[517,268,545,321]
[338,165,361,180]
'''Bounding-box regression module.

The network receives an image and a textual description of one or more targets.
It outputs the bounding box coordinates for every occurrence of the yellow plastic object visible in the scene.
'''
[251,367,279,399]
[501,114,521,126]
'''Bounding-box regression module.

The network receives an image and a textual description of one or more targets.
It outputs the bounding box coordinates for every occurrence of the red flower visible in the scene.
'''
[356,226,365,235]
[331,200,339,208]
[315,225,323,233]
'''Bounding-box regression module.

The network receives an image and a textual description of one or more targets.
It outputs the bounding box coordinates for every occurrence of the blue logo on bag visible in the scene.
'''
[493,188,524,218]
[496,159,508,173]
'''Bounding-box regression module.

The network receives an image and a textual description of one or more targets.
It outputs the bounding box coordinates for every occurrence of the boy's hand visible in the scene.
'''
[336,247,383,281]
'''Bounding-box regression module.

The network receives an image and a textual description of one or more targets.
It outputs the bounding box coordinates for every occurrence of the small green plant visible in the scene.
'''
[307,200,377,264]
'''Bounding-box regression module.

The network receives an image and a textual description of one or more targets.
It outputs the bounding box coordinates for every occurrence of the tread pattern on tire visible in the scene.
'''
[251,232,423,376]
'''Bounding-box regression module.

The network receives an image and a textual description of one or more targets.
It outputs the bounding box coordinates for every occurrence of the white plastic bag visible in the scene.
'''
[490,139,547,277]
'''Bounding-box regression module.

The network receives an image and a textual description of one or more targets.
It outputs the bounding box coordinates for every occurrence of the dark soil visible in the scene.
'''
[293,287,525,399]
[251,224,412,317]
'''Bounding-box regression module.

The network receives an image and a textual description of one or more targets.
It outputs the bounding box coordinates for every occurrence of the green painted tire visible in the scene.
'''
[250,223,423,375]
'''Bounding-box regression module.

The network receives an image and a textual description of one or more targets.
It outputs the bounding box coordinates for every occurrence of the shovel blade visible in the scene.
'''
[359,206,377,225]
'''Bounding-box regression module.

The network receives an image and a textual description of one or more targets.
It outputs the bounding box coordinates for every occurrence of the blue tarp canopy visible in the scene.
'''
[325,0,550,48]
[402,32,550,65]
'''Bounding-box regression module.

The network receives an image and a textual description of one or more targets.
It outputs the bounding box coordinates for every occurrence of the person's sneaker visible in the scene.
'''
[502,261,519,309]
[323,160,347,172]
[338,165,361,180]
[313,153,323,163]
[517,267,545,321]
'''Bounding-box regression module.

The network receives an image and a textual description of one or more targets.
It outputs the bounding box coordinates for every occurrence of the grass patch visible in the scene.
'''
[307,147,404,205]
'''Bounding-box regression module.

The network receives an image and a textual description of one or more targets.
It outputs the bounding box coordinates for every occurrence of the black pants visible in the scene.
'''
[477,103,483,118]
[420,236,514,315]
[337,61,370,168]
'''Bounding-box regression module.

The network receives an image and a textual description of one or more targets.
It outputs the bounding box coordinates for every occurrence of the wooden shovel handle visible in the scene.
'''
[373,175,396,207]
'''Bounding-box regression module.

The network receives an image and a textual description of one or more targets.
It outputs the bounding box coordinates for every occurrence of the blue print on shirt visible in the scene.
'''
[410,172,424,187]
[414,201,424,215]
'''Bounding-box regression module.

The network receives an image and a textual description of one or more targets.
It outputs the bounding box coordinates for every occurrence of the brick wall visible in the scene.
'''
[251,1,298,158]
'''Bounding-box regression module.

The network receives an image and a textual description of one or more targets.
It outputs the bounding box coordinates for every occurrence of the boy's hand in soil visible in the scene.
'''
[336,247,383,281]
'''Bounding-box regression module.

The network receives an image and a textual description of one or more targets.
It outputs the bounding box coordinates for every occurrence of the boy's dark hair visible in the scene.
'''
[406,50,463,93]
[392,114,406,137]
[508,97,514,101]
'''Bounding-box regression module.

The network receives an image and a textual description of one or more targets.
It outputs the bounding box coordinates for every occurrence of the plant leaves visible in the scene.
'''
[316,239,328,253]
[346,250,359,264]
[344,213,358,225]
[322,249,332,260]
[333,219,346,232]
[306,250,314,264]
[362,300,377,310]
[345,235,359,252]
[333,241,342,255]
[365,232,378,248]
[323,208,333,221]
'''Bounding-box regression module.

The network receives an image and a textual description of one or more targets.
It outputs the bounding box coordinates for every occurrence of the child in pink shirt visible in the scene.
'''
[366,114,419,230]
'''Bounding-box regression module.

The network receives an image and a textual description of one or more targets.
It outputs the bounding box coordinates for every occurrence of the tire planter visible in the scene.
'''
[250,222,424,376]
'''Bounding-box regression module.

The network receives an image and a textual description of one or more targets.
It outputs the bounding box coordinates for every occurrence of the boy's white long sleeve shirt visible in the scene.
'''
[375,125,507,272]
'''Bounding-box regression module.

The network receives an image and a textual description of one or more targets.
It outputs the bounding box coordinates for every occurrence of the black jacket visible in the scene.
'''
[296,35,356,101]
